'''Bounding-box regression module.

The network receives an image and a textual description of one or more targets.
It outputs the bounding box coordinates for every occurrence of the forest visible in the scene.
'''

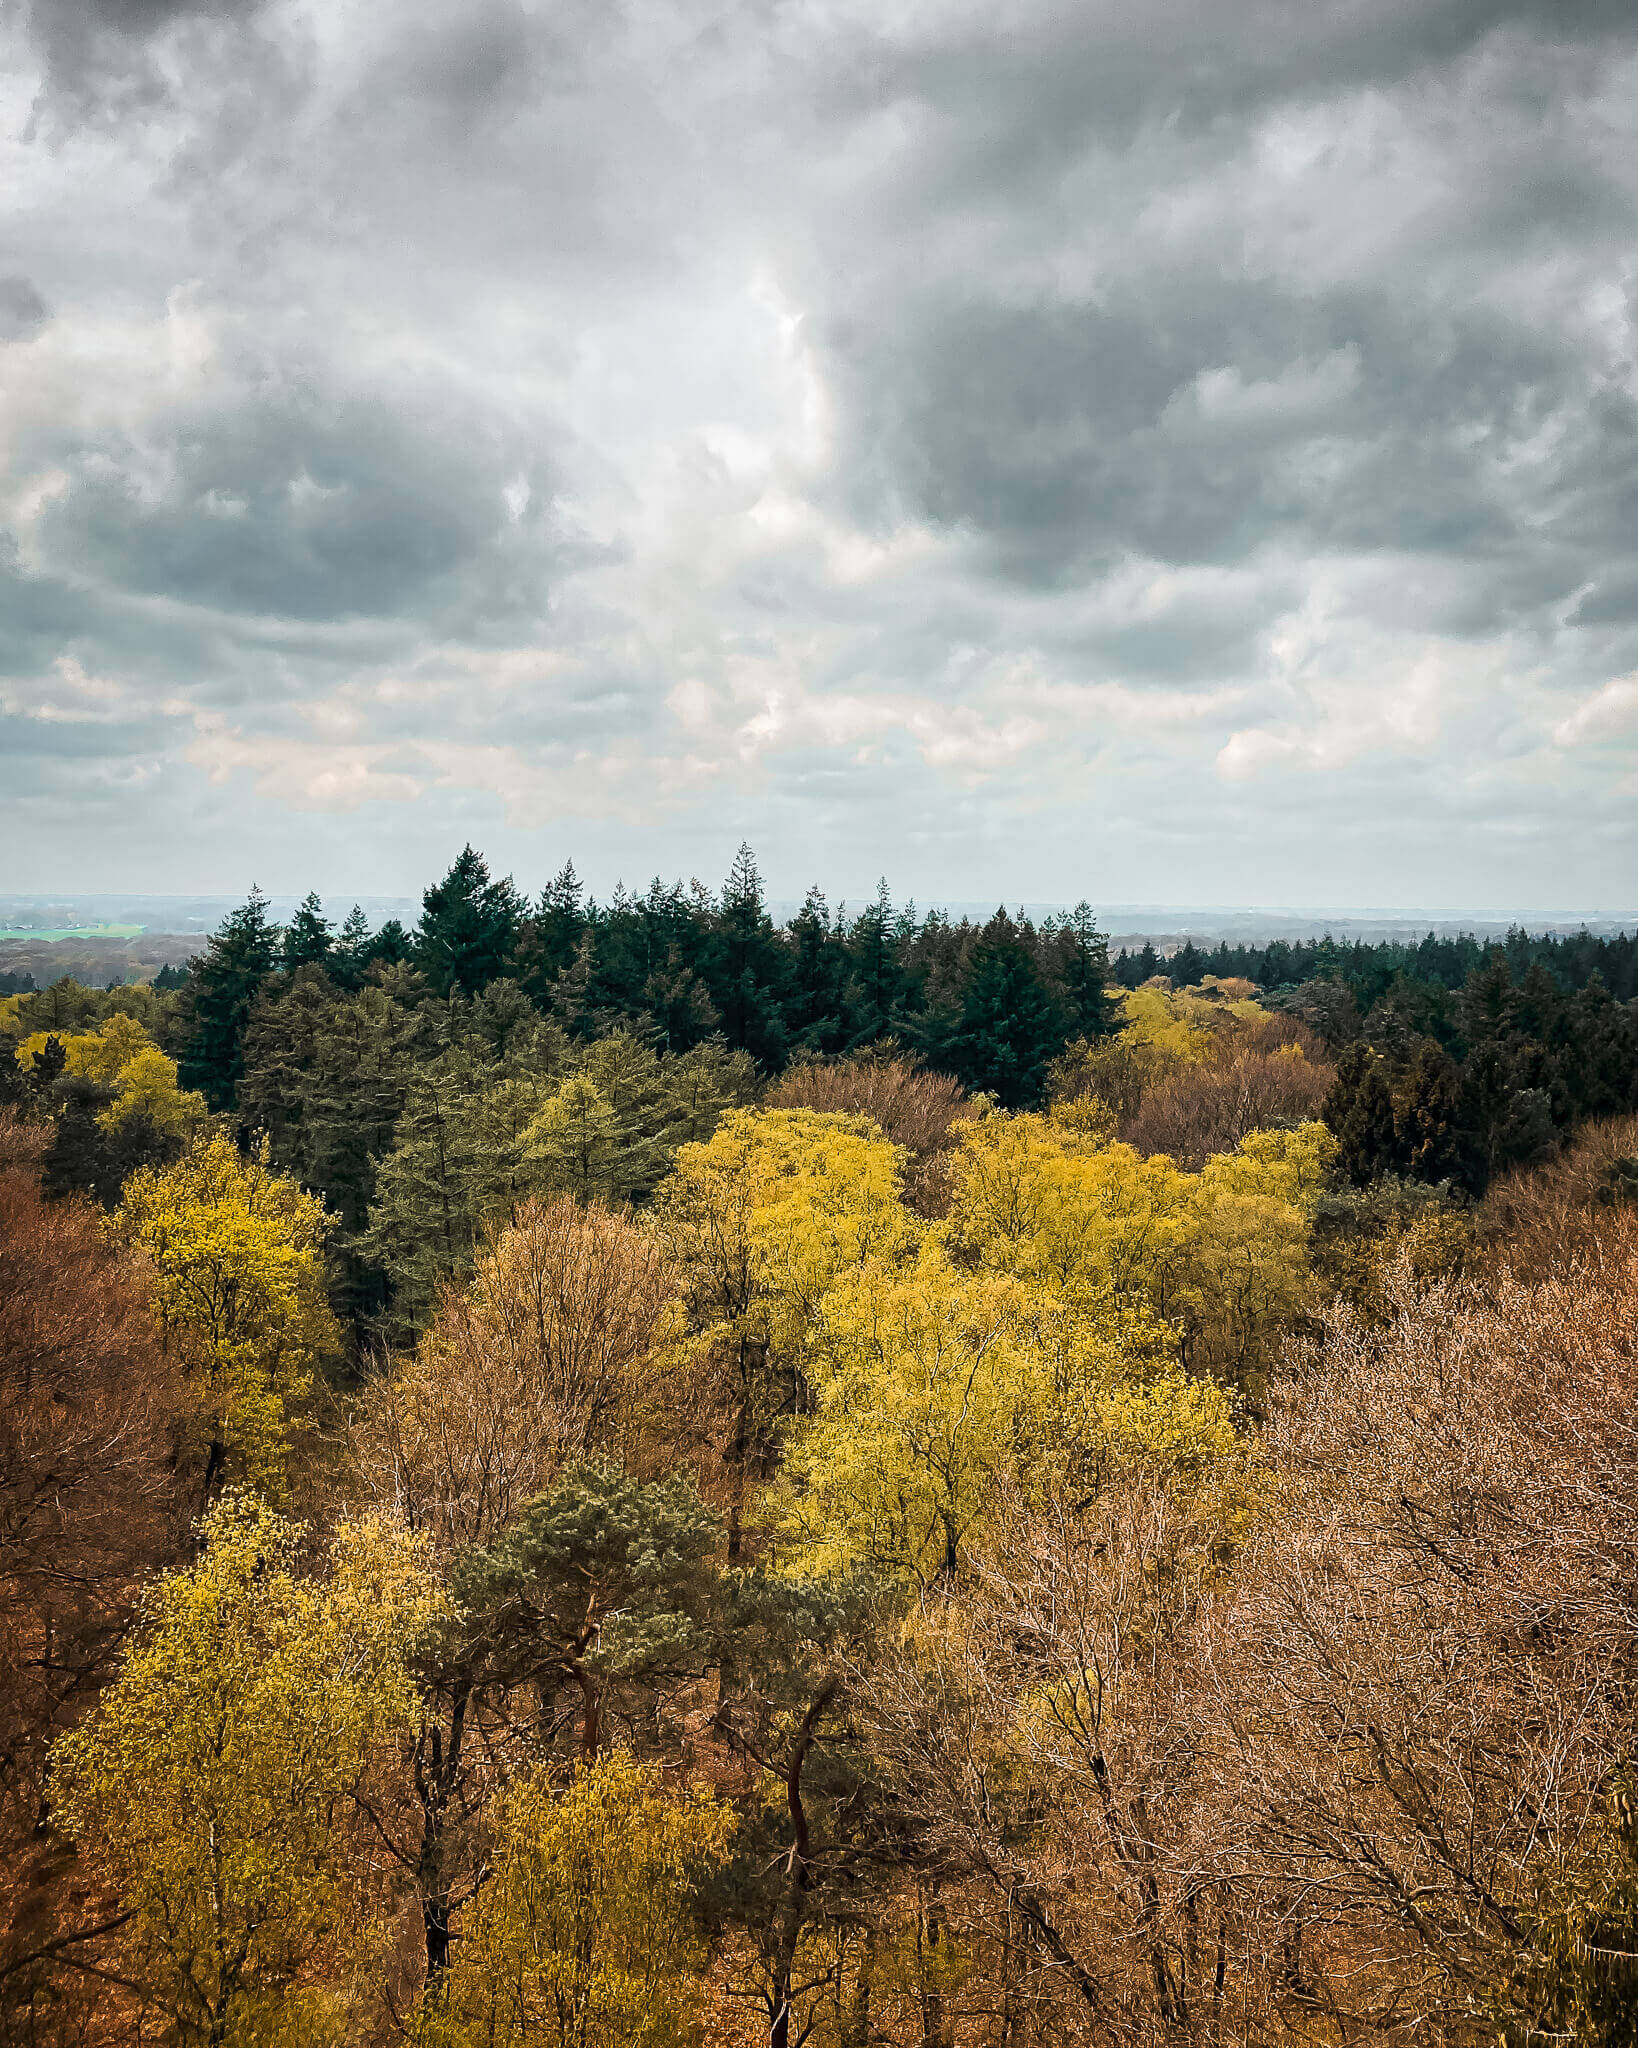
[3,842,1638,2047]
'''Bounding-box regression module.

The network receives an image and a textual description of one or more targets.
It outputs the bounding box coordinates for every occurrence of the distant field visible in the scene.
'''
[0,925,146,941]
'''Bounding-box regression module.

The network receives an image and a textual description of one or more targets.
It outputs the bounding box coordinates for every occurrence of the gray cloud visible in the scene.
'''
[0,275,49,339]
[0,0,1635,908]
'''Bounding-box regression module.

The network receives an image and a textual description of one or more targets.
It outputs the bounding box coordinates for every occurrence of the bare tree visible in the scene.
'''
[0,1111,192,2043]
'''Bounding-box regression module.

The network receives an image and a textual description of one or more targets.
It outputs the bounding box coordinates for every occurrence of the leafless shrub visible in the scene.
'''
[351,1194,675,1551]
[766,1053,975,1214]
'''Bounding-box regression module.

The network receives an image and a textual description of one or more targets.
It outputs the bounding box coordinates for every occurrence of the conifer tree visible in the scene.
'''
[417,846,525,997]
[282,890,334,972]
[709,843,788,1068]
[332,904,373,989]
[938,911,1064,1108]
[1051,901,1116,1039]
[176,887,282,1110]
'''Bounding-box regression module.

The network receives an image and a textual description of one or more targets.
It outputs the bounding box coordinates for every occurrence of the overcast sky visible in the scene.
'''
[2,0,1636,913]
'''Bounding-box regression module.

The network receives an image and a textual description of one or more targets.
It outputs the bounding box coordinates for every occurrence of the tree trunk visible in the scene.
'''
[768,1679,837,2048]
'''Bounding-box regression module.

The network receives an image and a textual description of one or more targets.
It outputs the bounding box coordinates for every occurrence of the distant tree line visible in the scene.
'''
[1116,923,1638,1001]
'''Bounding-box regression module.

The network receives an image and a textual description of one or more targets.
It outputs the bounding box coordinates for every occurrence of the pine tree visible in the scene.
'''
[282,892,334,972]
[1326,1043,1400,1186]
[709,844,788,1068]
[332,905,373,989]
[1392,1037,1465,1184]
[786,887,849,1054]
[844,880,905,1046]
[939,911,1064,1108]
[417,847,525,997]
[177,888,282,1111]
[1051,901,1116,1039]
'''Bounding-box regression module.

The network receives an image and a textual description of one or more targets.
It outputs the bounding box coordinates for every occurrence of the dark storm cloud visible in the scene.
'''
[20,0,271,121]
[1,0,1635,905]
[829,277,1632,599]
[33,367,558,625]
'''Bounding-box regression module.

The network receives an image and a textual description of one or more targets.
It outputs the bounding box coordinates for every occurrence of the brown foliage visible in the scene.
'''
[351,1194,675,1551]
[1051,1009,1332,1168]
[1480,1108,1638,1279]
[858,1169,1638,2043]
[1121,1042,1333,1170]
[765,1054,974,1214]
[0,1112,191,2042]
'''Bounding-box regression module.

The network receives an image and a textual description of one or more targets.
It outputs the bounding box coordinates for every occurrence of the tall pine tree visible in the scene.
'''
[417,847,525,997]
[177,888,281,1111]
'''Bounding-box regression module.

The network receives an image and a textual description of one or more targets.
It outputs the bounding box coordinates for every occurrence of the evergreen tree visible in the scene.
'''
[332,905,373,989]
[844,879,905,1045]
[177,888,282,1111]
[1562,975,1638,1118]
[515,861,590,1006]
[785,887,849,1054]
[1169,939,1207,987]
[282,892,334,972]
[1392,1037,1465,1184]
[364,917,414,970]
[1049,901,1116,1038]
[1326,1043,1400,1186]
[708,844,788,1069]
[417,847,525,997]
[937,911,1064,1108]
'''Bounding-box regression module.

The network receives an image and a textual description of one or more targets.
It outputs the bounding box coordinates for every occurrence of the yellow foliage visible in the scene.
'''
[657,1108,915,1374]
[52,1494,439,2048]
[428,1751,732,2048]
[773,1243,1044,1586]
[947,1114,1334,1382]
[14,1013,207,1137]
[113,1135,340,1495]
[1117,983,1215,1061]
[17,1011,149,1082]
[946,1114,1193,1307]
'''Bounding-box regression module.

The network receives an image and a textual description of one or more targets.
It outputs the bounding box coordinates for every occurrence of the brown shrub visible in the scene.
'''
[765,1053,975,1213]
[1120,1042,1333,1168]
[1481,1108,1638,1279]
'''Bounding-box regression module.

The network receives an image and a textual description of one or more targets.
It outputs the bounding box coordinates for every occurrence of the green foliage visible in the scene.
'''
[417,845,526,997]
[177,887,282,1109]
[451,1462,721,1753]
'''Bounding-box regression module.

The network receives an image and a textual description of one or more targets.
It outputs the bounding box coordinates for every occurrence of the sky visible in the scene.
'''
[2,0,1637,915]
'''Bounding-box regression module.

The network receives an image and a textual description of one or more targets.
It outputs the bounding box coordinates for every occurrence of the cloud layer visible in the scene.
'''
[2,0,1636,909]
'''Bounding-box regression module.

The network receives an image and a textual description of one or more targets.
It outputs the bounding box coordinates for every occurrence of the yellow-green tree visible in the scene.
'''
[52,1494,439,2048]
[15,1013,207,1139]
[655,1108,914,1550]
[427,1751,731,2048]
[945,1112,1333,1383]
[113,1134,341,1496]
[773,1242,1228,1588]
[774,1243,1043,1586]
[524,1074,647,1203]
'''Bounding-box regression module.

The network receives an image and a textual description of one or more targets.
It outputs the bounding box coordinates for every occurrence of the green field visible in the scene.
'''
[0,924,146,941]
